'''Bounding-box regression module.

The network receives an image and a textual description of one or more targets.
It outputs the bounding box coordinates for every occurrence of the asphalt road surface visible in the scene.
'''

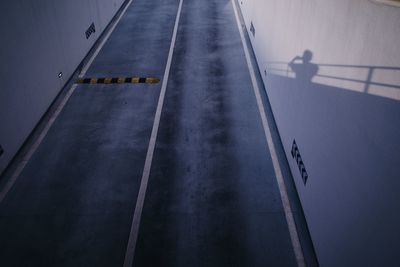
[0,0,316,266]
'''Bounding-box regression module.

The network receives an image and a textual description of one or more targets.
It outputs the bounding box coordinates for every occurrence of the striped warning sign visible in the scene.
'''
[291,139,308,185]
[77,77,160,84]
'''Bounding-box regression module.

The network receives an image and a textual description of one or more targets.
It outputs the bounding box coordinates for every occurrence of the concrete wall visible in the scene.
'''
[0,0,125,174]
[239,0,400,266]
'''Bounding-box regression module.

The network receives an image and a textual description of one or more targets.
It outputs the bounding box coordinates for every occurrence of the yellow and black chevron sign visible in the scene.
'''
[77,77,160,84]
[291,139,308,185]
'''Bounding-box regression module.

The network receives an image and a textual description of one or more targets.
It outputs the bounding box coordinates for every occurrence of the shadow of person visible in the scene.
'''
[289,50,319,83]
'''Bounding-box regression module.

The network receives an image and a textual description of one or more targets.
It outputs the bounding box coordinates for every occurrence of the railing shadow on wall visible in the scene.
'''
[261,50,400,101]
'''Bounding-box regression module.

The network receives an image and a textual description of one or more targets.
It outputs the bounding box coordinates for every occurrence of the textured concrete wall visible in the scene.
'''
[0,0,125,173]
[239,0,400,266]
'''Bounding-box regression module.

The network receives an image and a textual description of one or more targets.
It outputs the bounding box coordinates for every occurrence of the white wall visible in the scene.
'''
[239,0,400,266]
[0,0,125,174]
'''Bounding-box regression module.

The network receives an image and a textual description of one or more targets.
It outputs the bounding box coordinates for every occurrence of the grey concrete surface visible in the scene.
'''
[0,0,316,266]
[239,0,400,266]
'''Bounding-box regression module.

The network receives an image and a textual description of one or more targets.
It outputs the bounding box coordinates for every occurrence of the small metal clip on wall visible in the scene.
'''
[250,22,255,37]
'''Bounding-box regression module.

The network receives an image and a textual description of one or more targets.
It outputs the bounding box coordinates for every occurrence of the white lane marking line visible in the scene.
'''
[122,0,184,266]
[0,0,134,205]
[80,0,134,77]
[231,1,306,266]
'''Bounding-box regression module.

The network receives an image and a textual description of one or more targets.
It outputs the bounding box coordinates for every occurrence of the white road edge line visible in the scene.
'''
[231,1,306,266]
[0,0,134,204]
[122,0,184,266]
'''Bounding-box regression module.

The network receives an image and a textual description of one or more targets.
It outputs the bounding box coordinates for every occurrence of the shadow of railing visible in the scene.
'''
[262,61,400,100]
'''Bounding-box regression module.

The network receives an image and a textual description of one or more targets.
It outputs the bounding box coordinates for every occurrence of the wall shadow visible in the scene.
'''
[264,50,400,101]
[288,50,319,84]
